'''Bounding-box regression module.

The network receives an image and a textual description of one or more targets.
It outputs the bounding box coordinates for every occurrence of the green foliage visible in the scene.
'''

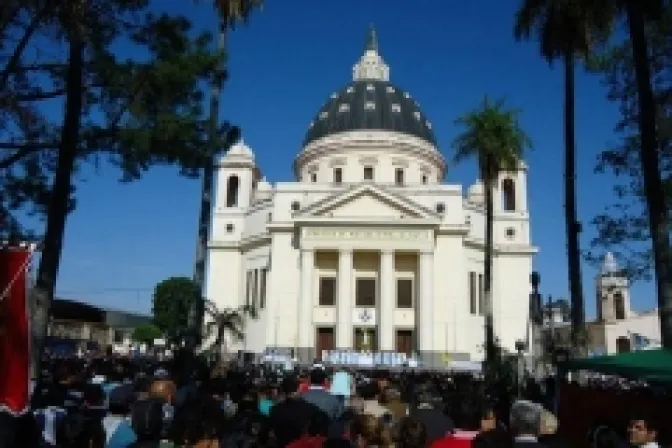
[131,323,163,344]
[203,301,256,358]
[585,5,672,281]
[152,277,201,339]
[0,0,235,238]
[514,0,615,62]
[211,0,264,27]
[452,96,533,181]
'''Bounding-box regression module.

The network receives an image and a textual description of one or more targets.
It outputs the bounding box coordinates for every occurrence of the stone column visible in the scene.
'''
[298,249,315,363]
[379,249,395,352]
[336,249,353,349]
[418,250,434,367]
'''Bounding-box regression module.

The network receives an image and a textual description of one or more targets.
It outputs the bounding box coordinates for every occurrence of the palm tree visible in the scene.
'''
[202,301,257,364]
[620,0,672,348]
[513,0,611,355]
[452,97,532,366]
[189,0,263,348]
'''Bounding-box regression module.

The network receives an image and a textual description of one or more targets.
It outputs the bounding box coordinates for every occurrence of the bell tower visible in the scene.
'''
[212,139,257,241]
[596,252,631,322]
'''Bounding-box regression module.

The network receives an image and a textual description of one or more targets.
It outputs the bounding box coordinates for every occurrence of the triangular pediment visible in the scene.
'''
[298,184,437,220]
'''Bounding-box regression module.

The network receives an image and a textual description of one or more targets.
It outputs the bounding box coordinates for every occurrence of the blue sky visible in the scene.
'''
[42,0,654,315]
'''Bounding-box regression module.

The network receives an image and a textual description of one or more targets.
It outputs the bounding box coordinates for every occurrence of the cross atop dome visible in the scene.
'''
[366,23,378,53]
[353,25,389,82]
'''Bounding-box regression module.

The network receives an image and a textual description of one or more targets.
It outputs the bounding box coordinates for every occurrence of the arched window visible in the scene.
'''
[226,175,239,207]
[502,178,516,211]
[614,292,626,320]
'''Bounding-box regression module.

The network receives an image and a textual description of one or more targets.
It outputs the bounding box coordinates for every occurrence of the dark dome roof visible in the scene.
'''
[303,80,437,147]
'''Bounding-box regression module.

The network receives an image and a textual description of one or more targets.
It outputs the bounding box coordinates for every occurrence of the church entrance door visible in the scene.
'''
[353,327,377,352]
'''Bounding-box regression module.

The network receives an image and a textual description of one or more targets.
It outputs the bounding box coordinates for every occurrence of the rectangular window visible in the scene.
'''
[355,278,376,307]
[395,168,404,185]
[310,173,317,183]
[478,273,485,316]
[333,168,342,184]
[259,268,267,309]
[469,272,476,315]
[396,278,413,308]
[114,330,125,344]
[251,269,259,308]
[318,277,336,306]
[245,270,253,307]
[363,166,374,180]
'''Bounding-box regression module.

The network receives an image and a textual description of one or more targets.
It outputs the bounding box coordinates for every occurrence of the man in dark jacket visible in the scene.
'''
[270,376,328,447]
[410,390,454,445]
[301,369,343,421]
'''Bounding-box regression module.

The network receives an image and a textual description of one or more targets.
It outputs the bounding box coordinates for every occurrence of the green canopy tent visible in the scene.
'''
[560,349,672,379]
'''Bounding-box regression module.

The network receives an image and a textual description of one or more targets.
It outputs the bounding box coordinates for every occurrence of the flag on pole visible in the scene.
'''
[0,244,33,415]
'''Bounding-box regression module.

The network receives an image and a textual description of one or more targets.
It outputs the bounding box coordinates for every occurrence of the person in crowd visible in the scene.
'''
[537,409,567,448]
[269,376,327,447]
[171,395,225,448]
[396,417,427,448]
[627,412,660,448]
[148,379,177,440]
[104,384,137,448]
[509,400,544,448]
[34,387,70,447]
[349,414,393,448]
[380,386,407,422]
[330,366,353,408]
[130,398,171,448]
[258,385,274,417]
[358,381,391,419]
[301,368,343,420]
[411,389,454,446]
[56,412,106,448]
[286,403,330,448]
[432,398,481,448]
[133,375,152,402]
[82,383,108,423]
[590,425,626,448]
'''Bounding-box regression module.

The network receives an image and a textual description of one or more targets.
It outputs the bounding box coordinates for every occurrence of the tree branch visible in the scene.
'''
[0,3,54,90]
[0,145,49,169]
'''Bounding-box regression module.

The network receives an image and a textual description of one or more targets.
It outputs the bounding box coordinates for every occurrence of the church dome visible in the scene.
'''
[302,26,436,148]
[303,81,437,147]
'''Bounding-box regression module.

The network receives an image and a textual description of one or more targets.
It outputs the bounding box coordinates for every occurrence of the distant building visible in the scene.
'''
[47,297,151,350]
[546,253,661,356]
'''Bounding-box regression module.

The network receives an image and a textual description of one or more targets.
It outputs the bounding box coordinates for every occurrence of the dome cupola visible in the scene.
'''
[302,25,437,147]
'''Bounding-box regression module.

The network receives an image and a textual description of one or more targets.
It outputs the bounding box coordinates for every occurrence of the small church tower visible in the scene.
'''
[212,139,258,241]
[596,252,631,322]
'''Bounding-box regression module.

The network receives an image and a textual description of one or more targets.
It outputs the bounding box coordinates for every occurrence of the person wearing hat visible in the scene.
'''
[104,384,137,448]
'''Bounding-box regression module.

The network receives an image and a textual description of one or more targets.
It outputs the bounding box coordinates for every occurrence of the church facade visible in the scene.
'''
[206,29,537,366]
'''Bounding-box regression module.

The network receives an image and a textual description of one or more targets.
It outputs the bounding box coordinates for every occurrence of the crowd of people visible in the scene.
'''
[0,353,665,448]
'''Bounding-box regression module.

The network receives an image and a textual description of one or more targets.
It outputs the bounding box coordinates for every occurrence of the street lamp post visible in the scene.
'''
[515,339,527,397]
[529,272,542,376]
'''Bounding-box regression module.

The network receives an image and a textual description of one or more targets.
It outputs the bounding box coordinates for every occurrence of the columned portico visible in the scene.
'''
[298,225,439,363]
[379,249,395,351]
[336,249,353,348]
[418,250,434,366]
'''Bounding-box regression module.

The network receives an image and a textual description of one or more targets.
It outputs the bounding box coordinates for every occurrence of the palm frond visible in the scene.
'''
[514,0,615,62]
[212,0,263,28]
[452,96,532,181]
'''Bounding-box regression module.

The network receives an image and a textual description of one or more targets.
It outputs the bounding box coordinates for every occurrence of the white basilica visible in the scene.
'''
[206,28,538,366]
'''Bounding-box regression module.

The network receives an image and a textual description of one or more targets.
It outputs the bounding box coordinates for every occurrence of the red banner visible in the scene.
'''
[0,246,32,415]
